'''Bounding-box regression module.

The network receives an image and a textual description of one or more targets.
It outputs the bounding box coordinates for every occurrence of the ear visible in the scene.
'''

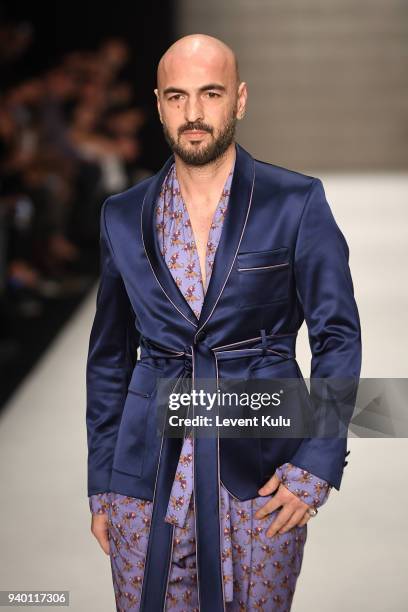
[236,82,248,120]
[154,88,163,123]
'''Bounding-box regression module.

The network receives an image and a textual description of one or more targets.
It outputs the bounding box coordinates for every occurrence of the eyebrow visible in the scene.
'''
[163,83,227,96]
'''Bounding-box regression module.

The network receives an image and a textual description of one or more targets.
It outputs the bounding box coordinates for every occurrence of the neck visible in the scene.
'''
[173,142,236,205]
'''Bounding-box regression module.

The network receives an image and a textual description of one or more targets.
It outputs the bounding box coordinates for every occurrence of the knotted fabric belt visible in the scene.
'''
[139,331,297,611]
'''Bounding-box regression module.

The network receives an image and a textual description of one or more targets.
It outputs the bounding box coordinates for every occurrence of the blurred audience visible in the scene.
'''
[0,21,150,374]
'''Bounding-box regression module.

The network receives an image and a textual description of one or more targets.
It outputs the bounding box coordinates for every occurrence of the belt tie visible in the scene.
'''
[139,331,296,611]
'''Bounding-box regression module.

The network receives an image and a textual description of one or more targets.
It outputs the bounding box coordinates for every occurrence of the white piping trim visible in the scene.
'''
[139,373,181,609]
[215,348,288,359]
[163,524,175,610]
[219,479,242,502]
[194,162,256,340]
[212,334,265,350]
[140,184,197,329]
[191,343,201,611]
[237,262,289,272]
[214,351,227,611]
[212,331,296,351]
[192,427,201,611]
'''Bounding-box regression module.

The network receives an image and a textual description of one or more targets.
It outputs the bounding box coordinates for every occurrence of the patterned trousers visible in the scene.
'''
[107,488,308,612]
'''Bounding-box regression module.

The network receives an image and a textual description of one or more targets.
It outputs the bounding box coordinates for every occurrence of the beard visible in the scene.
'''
[162,109,237,166]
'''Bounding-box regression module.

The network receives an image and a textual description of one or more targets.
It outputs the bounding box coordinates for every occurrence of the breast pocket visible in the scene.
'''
[112,363,160,478]
[237,247,291,308]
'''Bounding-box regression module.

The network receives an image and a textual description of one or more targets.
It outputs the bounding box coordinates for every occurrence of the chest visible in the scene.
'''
[187,204,218,272]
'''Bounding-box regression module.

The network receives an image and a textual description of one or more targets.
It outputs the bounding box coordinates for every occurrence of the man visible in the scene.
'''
[87,34,361,611]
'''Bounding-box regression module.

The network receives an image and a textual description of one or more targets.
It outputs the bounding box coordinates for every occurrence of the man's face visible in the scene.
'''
[155,54,245,166]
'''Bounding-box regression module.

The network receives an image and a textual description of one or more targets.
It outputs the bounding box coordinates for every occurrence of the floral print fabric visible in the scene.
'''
[89,460,331,611]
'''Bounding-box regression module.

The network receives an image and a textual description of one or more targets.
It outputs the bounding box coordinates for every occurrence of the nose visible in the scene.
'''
[184,95,204,124]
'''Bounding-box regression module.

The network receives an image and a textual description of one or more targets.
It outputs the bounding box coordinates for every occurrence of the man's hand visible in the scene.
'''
[91,513,110,555]
[255,472,313,537]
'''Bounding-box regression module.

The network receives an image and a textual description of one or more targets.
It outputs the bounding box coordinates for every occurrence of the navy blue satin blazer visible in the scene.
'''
[86,141,361,502]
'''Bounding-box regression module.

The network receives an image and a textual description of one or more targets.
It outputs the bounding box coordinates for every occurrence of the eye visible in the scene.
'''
[206,91,220,98]
[168,94,184,101]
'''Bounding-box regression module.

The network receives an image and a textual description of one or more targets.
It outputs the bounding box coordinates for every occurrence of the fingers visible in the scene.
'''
[254,482,294,519]
[297,511,312,527]
[91,513,110,555]
[258,472,280,496]
[269,508,307,536]
[266,505,297,537]
[254,495,280,520]
[255,481,314,537]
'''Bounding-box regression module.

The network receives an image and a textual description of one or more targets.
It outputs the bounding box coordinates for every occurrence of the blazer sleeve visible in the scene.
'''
[86,197,140,496]
[289,178,362,490]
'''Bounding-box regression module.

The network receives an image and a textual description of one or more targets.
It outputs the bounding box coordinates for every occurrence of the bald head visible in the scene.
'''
[154,34,247,166]
[157,34,240,91]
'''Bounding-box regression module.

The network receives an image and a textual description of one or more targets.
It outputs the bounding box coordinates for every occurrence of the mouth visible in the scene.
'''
[182,130,209,137]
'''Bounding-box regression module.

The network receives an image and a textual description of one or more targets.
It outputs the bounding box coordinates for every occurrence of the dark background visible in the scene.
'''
[1,1,174,170]
[0,1,174,406]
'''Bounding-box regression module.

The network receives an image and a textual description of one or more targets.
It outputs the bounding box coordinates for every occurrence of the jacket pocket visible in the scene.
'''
[237,247,290,308]
[112,363,159,477]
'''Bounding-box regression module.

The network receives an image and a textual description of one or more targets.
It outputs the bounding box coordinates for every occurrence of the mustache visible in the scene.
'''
[178,122,213,136]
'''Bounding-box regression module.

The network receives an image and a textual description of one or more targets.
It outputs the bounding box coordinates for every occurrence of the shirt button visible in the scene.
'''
[196,331,206,342]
